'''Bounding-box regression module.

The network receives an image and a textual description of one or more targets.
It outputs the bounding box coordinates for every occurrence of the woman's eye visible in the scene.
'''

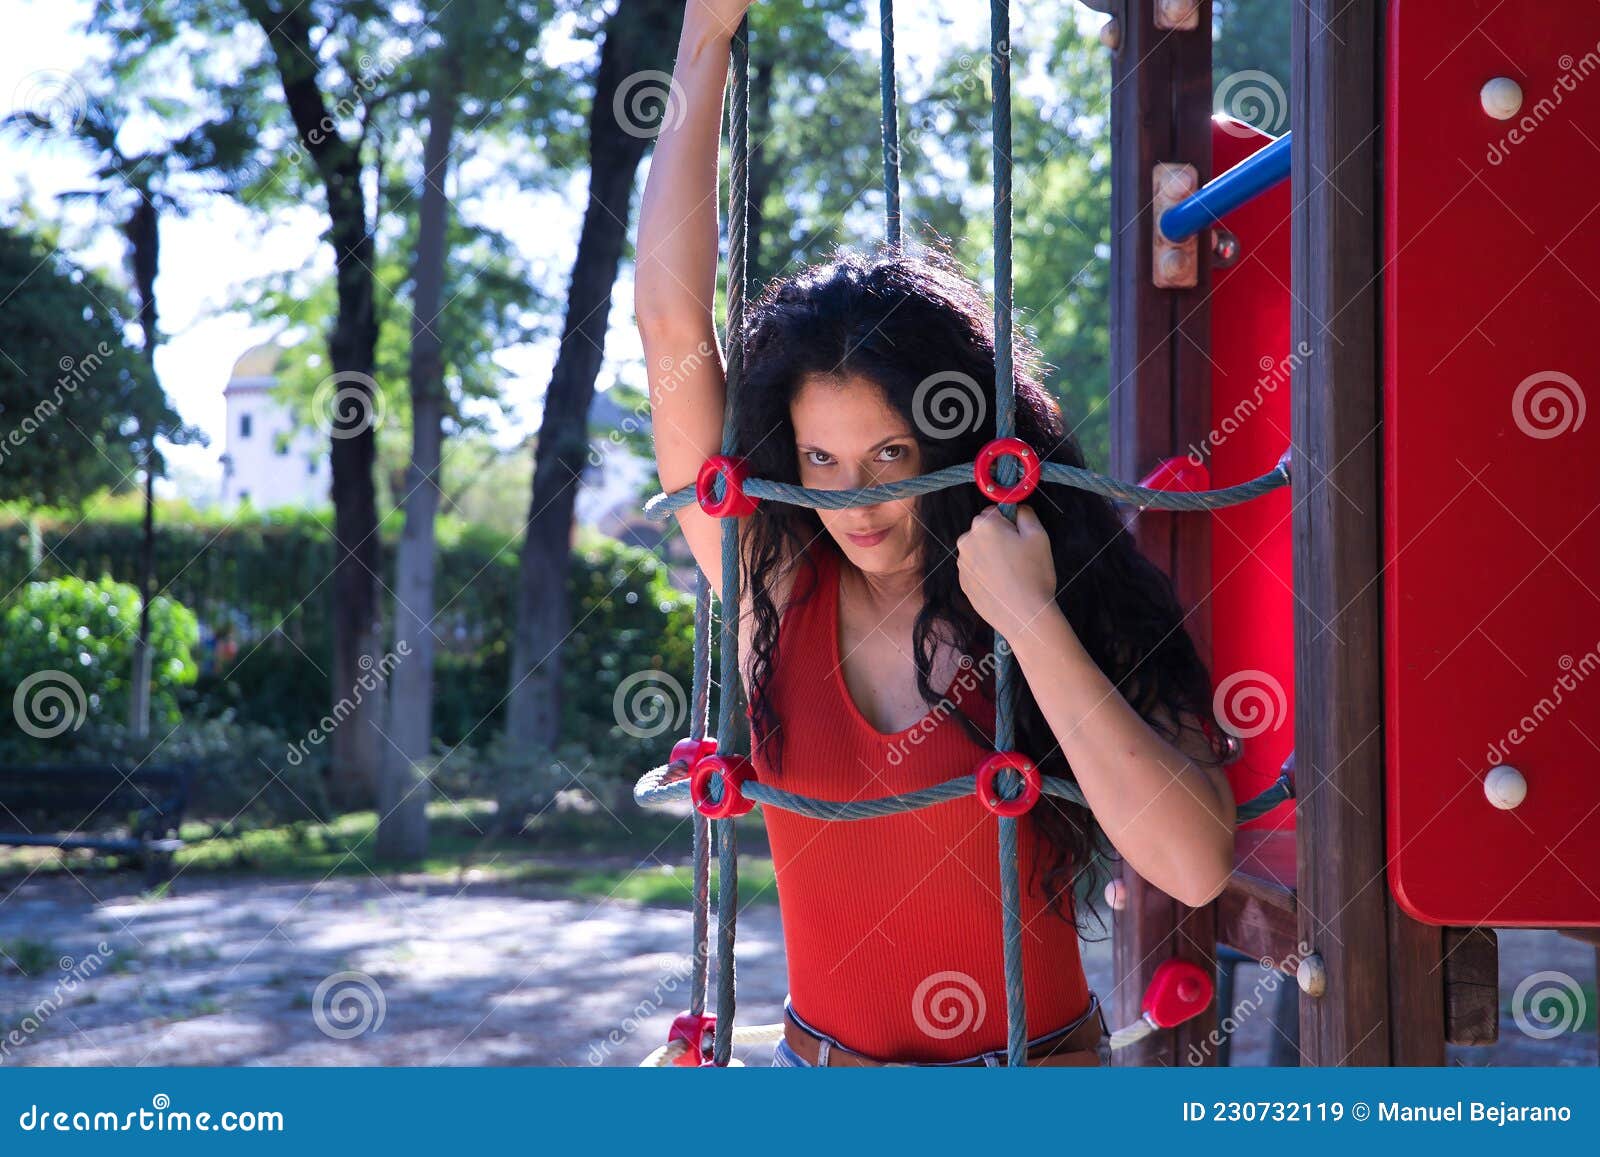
[805,451,832,466]
[879,444,905,462]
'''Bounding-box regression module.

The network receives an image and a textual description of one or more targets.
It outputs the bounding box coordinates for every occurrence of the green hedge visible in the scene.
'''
[0,507,702,759]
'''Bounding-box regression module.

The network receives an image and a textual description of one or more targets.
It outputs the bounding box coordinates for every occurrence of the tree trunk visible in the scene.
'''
[505,0,684,770]
[247,0,384,810]
[377,42,461,862]
[125,195,160,738]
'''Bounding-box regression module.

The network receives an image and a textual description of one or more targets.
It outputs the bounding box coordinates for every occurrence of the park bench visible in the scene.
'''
[0,763,192,885]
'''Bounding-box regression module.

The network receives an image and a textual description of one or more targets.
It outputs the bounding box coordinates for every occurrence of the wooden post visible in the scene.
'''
[1108,0,1218,1068]
[1290,0,1446,1066]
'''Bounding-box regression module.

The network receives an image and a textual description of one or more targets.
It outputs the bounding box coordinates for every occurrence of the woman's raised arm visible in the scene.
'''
[635,1,755,597]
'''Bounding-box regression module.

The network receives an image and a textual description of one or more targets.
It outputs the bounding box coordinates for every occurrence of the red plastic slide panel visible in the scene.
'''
[1385,1,1600,925]
[1205,117,1296,834]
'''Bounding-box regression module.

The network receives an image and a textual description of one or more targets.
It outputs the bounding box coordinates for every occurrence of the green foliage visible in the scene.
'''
[0,576,198,747]
[0,225,181,505]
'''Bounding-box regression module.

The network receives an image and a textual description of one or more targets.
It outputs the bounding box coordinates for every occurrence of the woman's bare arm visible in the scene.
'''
[635,2,754,597]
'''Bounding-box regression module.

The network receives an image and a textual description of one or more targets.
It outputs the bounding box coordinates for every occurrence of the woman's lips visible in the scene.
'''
[845,527,890,547]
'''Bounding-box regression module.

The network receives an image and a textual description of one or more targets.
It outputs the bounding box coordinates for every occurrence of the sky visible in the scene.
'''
[0,0,1091,501]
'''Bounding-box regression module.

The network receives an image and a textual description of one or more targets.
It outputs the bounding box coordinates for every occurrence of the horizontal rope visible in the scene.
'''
[634,761,1293,825]
[643,457,1290,522]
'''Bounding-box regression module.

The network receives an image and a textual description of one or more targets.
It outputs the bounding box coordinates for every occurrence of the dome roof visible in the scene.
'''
[229,342,281,381]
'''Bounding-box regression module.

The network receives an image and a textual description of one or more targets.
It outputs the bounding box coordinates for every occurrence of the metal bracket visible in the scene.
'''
[1152,163,1198,288]
[1153,0,1201,30]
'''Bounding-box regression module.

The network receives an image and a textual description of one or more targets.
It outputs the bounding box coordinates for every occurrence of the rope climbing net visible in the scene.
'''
[631,0,1294,1068]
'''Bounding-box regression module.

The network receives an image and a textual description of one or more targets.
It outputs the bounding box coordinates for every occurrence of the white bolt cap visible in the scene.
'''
[1484,764,1527,810]
[1481,77,1523,120]
[1104,878,1127,911]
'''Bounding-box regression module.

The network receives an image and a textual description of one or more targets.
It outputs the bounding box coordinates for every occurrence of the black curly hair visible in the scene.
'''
[734,241,1226,938]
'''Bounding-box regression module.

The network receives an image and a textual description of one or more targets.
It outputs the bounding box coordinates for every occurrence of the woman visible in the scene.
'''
[635,0,1237,1068]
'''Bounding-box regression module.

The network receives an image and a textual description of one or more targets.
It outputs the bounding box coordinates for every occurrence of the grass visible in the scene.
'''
[0,937,56,977]
[0,798,777,910]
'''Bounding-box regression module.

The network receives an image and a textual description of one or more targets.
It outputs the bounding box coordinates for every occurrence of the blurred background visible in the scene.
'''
[19,0,1565,1070]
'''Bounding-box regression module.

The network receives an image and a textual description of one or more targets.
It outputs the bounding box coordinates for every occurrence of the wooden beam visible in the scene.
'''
[1108,0,1217,1068]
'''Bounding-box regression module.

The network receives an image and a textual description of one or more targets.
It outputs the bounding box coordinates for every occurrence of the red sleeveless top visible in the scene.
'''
[745,536,1091,1062]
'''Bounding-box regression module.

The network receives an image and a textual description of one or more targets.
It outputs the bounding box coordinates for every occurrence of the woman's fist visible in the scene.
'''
[955,504,1060,645]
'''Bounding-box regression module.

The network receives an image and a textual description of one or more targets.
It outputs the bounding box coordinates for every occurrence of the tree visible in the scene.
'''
[504,0,686,771]
[0,222,180,506]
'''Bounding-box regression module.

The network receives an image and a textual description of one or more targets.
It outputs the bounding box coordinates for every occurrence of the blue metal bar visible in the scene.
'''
[1159,131,1292,243]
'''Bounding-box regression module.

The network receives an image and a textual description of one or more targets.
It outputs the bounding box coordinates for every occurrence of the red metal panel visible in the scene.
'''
[1386,1,1600,925]
[1206,117,1296,834]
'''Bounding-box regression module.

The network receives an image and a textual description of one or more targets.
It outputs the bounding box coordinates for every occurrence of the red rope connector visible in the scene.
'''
[974,751,1041,817]
[974,437,1041,504]
[690,753,756,819]
[695,454,759,517]
[1142,958,1214,1029]
[669,736,718,777]
[666,1011,716,1067]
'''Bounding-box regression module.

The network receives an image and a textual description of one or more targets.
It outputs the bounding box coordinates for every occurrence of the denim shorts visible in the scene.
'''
[770,989,1110,1067]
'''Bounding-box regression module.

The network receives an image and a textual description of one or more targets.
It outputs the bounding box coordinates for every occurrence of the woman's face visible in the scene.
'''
[791,373,925,575]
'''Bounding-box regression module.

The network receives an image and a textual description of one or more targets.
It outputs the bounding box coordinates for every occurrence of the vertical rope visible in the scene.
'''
[688,577,712,1018]
[879,0,901,249]
[709,11,752,1068]
[989,0,1029,1069]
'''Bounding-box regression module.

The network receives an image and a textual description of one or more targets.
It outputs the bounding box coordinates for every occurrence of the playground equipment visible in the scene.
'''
[632,0,1600,1067]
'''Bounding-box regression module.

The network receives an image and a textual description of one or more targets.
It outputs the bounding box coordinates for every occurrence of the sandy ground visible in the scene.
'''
[0,871,1595,1067]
